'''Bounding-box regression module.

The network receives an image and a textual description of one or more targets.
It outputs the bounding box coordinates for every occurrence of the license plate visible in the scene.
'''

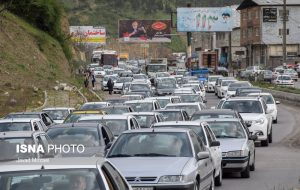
[132,187,153,190]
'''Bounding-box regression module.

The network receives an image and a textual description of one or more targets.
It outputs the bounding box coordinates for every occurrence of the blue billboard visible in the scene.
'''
[177,7,234,32]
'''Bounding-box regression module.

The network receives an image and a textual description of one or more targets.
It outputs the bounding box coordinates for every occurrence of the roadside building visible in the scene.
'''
[237,0,300,68]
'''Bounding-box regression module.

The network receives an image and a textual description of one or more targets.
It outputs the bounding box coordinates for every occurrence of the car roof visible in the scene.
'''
[122,128,191,134]
[152,121,203,126]
[8,112,43,115]
[124,112,157,116]
[166,102,199,106]
[43,107,74,111]
[103,105,131,109]
[0,157,105,172]
[82,102,109,105]
[225,97,261,101]
[193,109,236,115]
[50,123,101,128]
[154,109,183,112]
[145,97,171,100]
[0,131,43,138]
[195,118,240,122]
[71,110,105,114]
[78,115,129,121]
[247,92,272,96]
[0,118,38,123]
[125,100,156,104]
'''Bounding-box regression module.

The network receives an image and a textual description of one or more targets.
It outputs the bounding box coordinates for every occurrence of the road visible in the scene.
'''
[205,93,300,190]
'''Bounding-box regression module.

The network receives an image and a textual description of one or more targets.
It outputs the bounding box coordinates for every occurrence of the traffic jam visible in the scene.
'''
[0,53,282,190]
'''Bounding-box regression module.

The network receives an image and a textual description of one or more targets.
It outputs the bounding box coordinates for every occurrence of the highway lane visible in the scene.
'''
[205,93,300,190]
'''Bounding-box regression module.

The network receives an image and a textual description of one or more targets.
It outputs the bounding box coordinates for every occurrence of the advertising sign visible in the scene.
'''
[263,8,277,22]
[119,20,171,43]
[177,7,234,32]
[70,26,106,45]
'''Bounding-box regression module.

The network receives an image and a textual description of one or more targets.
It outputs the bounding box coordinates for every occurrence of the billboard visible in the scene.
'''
[177,7,234,32]
[263,8,277,22]
[119,20,171,43]
[70,26,106,45]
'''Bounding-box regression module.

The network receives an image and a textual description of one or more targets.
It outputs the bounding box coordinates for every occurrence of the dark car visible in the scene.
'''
[46,123,114,157]
[5,112,55,127]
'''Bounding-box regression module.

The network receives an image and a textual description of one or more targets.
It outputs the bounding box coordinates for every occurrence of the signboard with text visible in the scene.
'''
[263,8,277,22]
[70,26,106,45]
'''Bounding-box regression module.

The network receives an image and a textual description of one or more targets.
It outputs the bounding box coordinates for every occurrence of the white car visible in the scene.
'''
[214,77,235,96]
[78,114,140,137]
[124,112,165,128]
[226,81,252,97]
[102,74,118,90]
[273,75,295,87]
[283,69,298,81]
[182,83,206,99]
[220,97,273,146]
[206,75,223,92]
[0,118,48,132]
[152,121,223,186]
[113,77,133,94]
[217,79,237,98]
[173,87,197,95]
[124,99,161,112]
[248,93,280,123]
[93,67,106,78]
[165,102,204,117]
[79,102,110,110]
[145,96,178,108]
[42,107,75,124]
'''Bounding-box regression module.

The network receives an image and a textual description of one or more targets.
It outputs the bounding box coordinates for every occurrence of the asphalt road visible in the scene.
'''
[205,93,300,190]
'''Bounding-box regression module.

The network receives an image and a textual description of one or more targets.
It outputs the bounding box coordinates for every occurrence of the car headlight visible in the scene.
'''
[255,118,265,125]
[158,175,184,183]
[226,150,242,157]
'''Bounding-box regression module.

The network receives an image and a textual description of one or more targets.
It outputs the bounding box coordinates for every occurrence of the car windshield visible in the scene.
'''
[147,65,167,72]
[0,137,34,161]
[278,76,291,80]
[221,81,234,86]
[208,77,218,82]
[133,115,156,128]
[0,169,105,190]
[207,121,246,139]
[222,100,263,113]
[180,95,201,103]
[239,90,262,96]
[153,125,206,145]
[100,119,128,136]
[159,111,183,121]
[5,114,39,119]
[155,99,170,108]
[166,105,199,116]
[126,103,153,112]
[191,113,234,120]
[44,110,69,120]
[228,82,250,91]
[0,122,32,132]
[101,107,129,114]
[47,127,100,147]
[64,114,102,123]
[248,95,274,104]
[117,77,132,83]
[108,132,193,157]
[80,104,106,110]
[130,84,150,91]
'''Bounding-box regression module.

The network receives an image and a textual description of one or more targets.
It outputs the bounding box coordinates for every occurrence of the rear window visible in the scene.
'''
[0,122,32,132]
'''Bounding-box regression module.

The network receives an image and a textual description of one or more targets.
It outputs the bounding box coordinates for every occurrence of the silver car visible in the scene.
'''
[198,118,256,178]
[107,128,215,190]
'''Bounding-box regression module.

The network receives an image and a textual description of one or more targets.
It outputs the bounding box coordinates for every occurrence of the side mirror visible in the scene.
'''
[197,152,210,160]
[210,141,220,147]
[275,101,281,104]
[249,135,257,141]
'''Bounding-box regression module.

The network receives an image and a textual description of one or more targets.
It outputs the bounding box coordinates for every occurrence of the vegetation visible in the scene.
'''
[252,81,300,94]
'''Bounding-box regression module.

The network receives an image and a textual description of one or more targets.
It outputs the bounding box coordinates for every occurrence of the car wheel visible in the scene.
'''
[250,153,255,171]
[261,138,269,147]
[194,179,200,190]
[209,175,215,190]
[241,158,250,178]
[215,168,222,186]
[268,128,273,143]
[273,118,278,124]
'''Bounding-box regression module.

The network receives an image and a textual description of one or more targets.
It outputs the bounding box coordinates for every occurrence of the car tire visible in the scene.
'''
[261,138,269,147]
[268,128,273,143]
[241,159,250,178]
[215,168,222,186]
[273,118,278,124]
[250,153,255,171]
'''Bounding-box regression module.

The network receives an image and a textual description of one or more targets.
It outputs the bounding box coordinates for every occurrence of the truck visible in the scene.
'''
[119,53,129,62]
[91,50,118,67]
[145,58,168,78]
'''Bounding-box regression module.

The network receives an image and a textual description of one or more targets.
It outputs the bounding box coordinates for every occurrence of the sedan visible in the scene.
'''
[107,128,215,190]
[124,112,164,128]
[197,118,256,178]
[42,107,75,124]
[47,123,114,157]
[0,157,132,190]
[114,77,133,94]
[125,100,161,112]
[283,69,298,81]
[152,121,223,186]
[0,118,47,132]
[102,74,118,91]
[273,75,295,87]
[79,102,110,110]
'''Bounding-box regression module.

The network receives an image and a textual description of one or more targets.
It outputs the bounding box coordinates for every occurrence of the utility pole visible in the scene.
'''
[186,3,192,70]
[228,32,232,75]
[282,0,287,63]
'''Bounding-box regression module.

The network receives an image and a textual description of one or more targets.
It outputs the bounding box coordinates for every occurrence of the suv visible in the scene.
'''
[220,97,273,146]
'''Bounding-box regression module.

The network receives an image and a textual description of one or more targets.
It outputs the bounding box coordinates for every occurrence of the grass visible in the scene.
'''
[252,81,300,94]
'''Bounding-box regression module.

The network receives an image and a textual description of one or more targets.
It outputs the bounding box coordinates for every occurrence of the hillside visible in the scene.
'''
[0,12,74,116]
